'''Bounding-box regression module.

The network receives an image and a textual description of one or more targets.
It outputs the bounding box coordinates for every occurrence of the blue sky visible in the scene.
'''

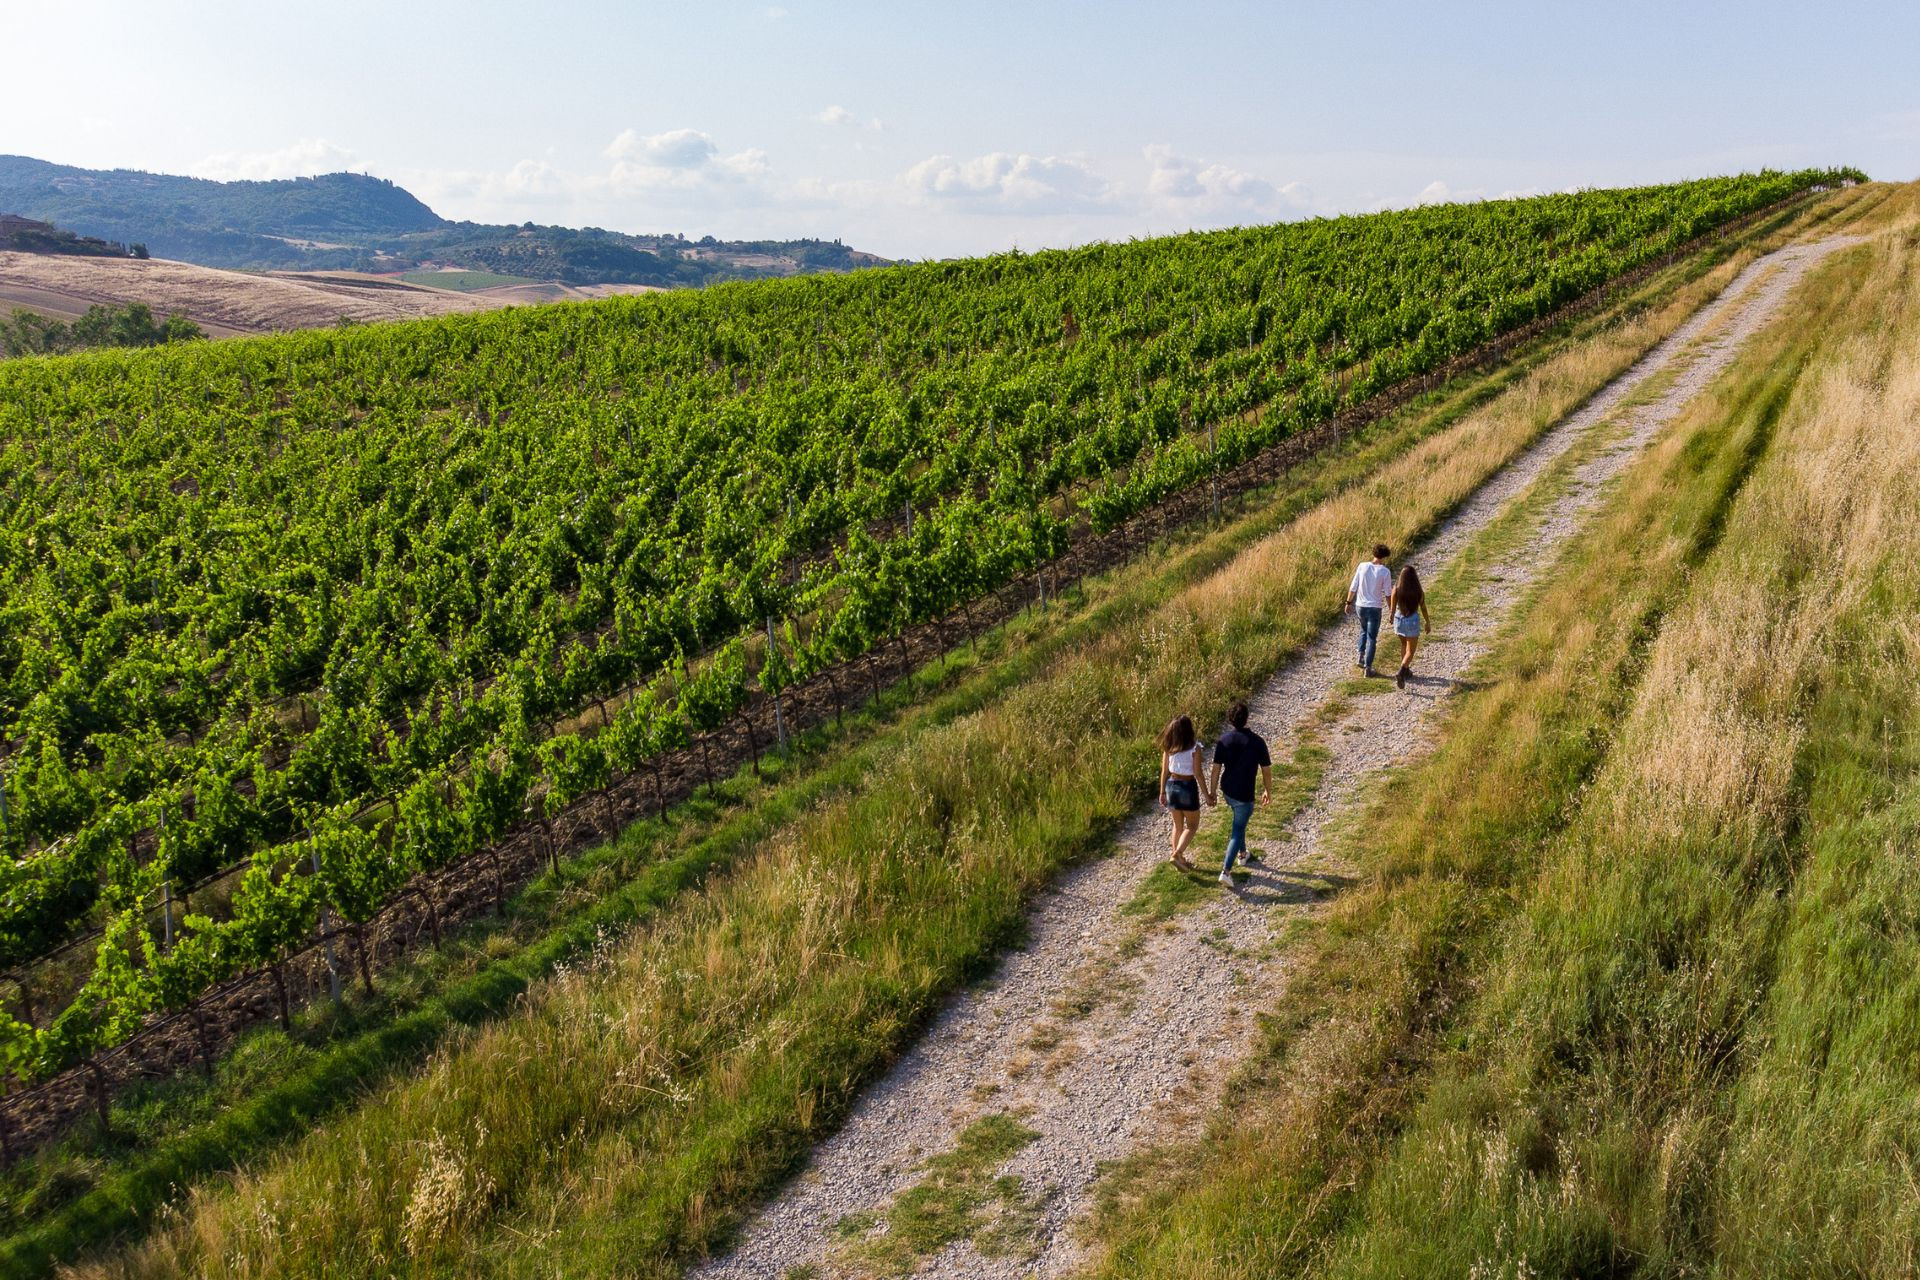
[6,0,1915,257]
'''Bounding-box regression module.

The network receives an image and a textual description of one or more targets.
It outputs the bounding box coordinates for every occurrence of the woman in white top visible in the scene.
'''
[1157,713,1214,871]
[1388,564,1433,690]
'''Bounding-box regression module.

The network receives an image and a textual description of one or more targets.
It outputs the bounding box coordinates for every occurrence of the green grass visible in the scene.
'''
[22,192,1860,1280]
[1082,189,1912,1279]
[1122,860,1219,921]
[833,1113,1045,1274]
[396,269,546,291]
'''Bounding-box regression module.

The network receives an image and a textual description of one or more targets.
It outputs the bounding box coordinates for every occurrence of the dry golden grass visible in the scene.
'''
[1297,191,1920,1277]
[0,252,491,336]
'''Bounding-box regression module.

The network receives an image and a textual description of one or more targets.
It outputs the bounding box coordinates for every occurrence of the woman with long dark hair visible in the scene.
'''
[1388,565,1432,689]
[1157,713,1212,870]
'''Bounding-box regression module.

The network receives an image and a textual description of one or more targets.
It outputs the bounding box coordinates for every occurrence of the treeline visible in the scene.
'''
[0,304,204,358]
[0,215,146,259]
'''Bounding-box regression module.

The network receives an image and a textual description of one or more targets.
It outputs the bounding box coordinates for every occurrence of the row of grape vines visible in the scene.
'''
[0,171,1858,1093]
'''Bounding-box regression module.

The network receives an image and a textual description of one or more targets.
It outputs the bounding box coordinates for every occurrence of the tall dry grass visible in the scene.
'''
[62,199,1856,1280]
[1705,219,1920,1276]
[1308,197,1920,1277]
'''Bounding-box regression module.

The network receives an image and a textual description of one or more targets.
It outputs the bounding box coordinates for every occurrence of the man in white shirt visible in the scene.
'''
[1344,543,1393,677]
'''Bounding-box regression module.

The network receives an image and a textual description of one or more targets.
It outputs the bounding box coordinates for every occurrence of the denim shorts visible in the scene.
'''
[1164,776,1201,812]
[1393,612,1422,638]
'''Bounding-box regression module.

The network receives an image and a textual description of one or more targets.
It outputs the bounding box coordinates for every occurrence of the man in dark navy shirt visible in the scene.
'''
[1209,700,1271,885]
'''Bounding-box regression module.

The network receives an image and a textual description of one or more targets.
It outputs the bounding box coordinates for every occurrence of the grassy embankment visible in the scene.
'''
[1083,187,1919,1277]
[55,190,1868,1280]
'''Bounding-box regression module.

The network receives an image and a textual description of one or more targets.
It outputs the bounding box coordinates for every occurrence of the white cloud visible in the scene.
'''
[191,137,359,182]
[904,152,1114,212]
[717,148,771,178]
[604,127,719,170]
[1144,145,1310,218]
[1417,179,1490,206]
[597,128,778,200]
[815,104,884,131]
[499,158,565,196]
[381,134,1513,260]
[403,159,575,216]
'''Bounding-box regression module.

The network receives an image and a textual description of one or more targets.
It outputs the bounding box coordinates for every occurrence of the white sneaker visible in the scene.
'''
[1218,872,1234,886]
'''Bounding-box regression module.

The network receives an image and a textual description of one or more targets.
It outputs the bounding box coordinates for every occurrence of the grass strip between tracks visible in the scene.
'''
[1081,194,1917,1278]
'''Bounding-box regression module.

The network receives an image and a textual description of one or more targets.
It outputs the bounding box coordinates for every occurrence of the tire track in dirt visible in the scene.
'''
[693,235,1862,1280]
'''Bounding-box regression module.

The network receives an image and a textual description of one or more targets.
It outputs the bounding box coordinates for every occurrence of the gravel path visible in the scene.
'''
[693,237,1859,1280]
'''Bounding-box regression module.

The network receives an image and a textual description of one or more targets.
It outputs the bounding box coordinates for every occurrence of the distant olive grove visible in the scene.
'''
[0,303,204,358]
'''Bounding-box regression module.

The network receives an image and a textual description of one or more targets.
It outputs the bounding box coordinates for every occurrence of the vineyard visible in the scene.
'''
[0,170,1858,1116]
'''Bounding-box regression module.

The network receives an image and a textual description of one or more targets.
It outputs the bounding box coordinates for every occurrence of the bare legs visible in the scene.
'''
[1167,808,1200,869]
[1396,635,1420,688]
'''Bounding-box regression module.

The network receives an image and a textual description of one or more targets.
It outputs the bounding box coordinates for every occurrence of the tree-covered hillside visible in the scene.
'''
[0,155,890,285]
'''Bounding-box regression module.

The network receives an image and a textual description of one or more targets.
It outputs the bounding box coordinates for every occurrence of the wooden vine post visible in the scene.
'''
[311,842,342,1004]
[766,617,789,753]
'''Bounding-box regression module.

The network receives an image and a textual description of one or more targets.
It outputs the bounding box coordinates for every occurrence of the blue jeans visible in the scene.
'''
[1356,606,1383,670]
[1222,797,1255,873]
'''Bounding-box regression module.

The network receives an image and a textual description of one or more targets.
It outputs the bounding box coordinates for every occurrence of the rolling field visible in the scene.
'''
[0,253,491,336]
[394,269,546,292]
[4,171,1915,1278]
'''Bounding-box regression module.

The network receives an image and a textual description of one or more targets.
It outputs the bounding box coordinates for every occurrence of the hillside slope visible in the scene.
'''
[0,155,890,284]
[0,251,491,336]
[0,172,1870,1280]
[28,185,1884,1280]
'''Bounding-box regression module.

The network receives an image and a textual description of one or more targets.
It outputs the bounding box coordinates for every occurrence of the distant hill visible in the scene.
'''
[0,155,891,287]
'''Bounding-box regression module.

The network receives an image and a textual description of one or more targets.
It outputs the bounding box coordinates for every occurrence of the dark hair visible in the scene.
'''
[1158,714,1196,753]
[1373,543,1391,560]
[1227,701,1250,729]
[1395,565,1425,612]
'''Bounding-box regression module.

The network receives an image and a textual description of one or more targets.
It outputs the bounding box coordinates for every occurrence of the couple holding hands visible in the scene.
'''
[1156,543,1433,882]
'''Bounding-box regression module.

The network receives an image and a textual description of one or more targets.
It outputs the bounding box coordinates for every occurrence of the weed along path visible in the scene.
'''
[693,236,1861,1280]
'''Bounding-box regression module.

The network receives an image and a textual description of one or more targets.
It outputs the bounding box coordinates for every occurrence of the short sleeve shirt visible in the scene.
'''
[1350,561,1392,609]
[1212,726,1271,803]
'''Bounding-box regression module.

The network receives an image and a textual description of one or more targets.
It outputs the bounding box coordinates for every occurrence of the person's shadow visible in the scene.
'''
[1228,860,1354,906]
[1401,671,1492,700]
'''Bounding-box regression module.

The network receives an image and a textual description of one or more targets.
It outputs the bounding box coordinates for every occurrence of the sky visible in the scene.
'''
[5,0,1916,259]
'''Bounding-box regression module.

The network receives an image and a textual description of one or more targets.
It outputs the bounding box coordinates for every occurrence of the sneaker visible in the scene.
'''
[1396,665,1408,689]
[1218,872,1234,886]
[1364,665,1377,679]
[1244,850,1263,864]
